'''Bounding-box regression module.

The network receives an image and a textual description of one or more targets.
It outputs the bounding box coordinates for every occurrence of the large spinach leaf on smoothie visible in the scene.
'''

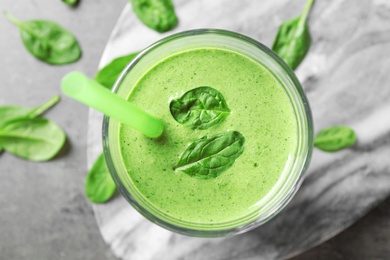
[85,153,116,203]
[4,12,82,65]
[175,131,245,180]
[272,0,314,70]
[129,0,178,33]
[170,87,231,130]
[314,126,357,152]
[95,52,139,89]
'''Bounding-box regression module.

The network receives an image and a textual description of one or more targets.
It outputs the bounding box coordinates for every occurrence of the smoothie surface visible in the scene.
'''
[119,48,297,224]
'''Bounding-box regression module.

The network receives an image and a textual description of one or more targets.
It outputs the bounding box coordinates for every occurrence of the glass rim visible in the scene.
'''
[102,28,313,237]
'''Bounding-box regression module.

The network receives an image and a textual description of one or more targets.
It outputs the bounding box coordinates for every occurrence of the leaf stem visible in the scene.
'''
[301,0,314,22]
[28,95,61,118]
[3,12,24,27]
[3,12,41,42]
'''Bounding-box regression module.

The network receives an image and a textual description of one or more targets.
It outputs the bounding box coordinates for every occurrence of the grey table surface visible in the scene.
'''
[0,0,389,260]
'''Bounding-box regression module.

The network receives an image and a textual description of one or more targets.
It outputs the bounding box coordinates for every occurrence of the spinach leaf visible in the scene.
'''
[0,117,66,161]
[0,95,61,128]
[85,153,116,203]
[272,0,314,70]
[170,87,230,130]
[175,131,245,180]
[0,94,61,154]
[4,12,82,65]
[26,95,61,118]
[129,0,178,33]
[314,126,357,152]
[95,52,139,89]
[0,106,29,153]
[0,107,30,128]
[62,0,79,6]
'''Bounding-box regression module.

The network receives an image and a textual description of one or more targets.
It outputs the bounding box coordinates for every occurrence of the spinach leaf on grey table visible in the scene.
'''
[0,117,66,161]
[4,12,82,65]
[0,96,65,160]
[62,0,79,6]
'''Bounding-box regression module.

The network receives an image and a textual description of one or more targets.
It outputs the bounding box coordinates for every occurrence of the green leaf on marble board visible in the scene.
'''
[95,52,139,89]
[314,126,357,152]
[85,153,116,203]
[272,0,314,70]
[129,0,178,33]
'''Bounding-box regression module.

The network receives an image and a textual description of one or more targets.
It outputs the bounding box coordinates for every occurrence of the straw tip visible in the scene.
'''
[61,71,86,97]
[150,121,165,138]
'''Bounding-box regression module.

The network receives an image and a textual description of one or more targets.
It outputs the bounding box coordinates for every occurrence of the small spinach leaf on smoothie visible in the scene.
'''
[170,87,231,130]
[129,0,178,33]
[95,52,139,89]
[0,117,66,161]
[62,0,79,6]
[175,131,245,180]
[4,12,82,65]
[85,153,116,203]
[272,0,314,70]
[314,126,357,152]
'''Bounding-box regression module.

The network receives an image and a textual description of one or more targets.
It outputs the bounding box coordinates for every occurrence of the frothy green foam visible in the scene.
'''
[119,48,297,224]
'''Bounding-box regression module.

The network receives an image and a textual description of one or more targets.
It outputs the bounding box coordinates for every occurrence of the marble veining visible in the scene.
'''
[87,0,390,259]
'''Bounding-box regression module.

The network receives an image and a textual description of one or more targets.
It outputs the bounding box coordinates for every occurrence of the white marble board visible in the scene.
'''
[87,0,390,259]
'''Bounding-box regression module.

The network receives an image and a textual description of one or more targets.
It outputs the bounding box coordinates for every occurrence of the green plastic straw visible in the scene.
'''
[61,72,164,138]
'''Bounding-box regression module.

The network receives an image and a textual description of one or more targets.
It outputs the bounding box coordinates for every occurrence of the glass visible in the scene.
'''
[103,29,313,237]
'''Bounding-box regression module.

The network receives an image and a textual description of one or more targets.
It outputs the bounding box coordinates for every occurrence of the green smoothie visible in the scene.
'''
[119,48,297,225]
